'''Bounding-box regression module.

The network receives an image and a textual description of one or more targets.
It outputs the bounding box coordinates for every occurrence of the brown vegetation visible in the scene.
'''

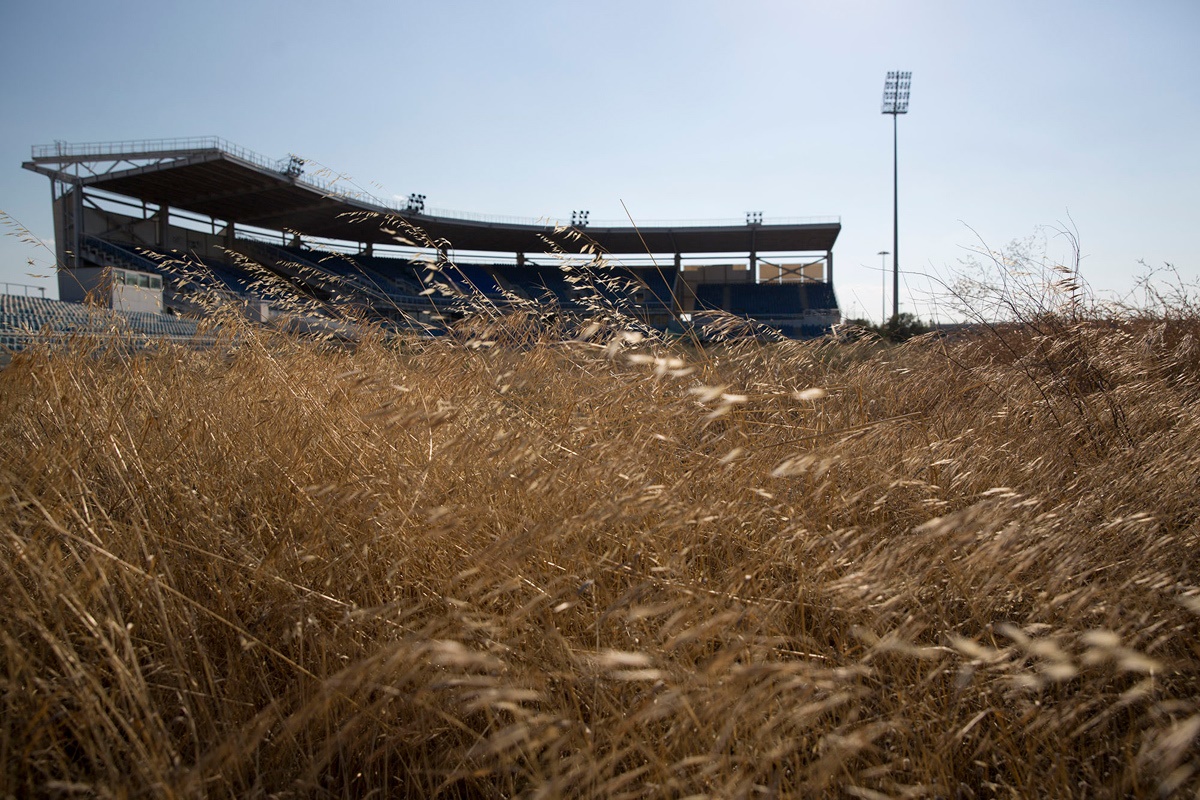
[2,304,1199,797]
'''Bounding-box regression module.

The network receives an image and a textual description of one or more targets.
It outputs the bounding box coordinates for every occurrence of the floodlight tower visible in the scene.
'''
[881,71,911,322]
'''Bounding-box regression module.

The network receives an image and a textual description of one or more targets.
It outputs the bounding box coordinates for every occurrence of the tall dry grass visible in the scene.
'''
[2,287,1200,797]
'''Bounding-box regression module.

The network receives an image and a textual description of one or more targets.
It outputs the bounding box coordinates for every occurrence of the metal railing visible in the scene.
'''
[1,282,48,298]
[32,137,292,173]
[574,214,841,228]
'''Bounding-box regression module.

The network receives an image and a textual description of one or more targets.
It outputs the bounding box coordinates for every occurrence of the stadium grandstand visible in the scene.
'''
[9,137,842,344]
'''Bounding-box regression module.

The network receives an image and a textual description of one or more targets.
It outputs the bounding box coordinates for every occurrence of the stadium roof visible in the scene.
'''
[25,138,840,256]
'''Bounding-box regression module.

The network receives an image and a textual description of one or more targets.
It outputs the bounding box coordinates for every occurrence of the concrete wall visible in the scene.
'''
[58,267,105,305]
[680,263,753,284]
[113,280,163,314]
[79,206,229,261]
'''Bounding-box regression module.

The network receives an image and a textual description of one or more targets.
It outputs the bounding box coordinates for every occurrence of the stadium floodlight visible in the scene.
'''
[571,210,590,228]
[881,70,911,115]
[406,193,426,214]
[881,70,911,322]
[746,211,763,225]
[283,154,305,178]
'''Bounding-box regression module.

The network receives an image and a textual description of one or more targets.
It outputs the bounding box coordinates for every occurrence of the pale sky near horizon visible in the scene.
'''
[1,0,1197,323]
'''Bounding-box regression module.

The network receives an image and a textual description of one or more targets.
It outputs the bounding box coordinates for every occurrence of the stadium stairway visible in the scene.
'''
[81,236,163,276]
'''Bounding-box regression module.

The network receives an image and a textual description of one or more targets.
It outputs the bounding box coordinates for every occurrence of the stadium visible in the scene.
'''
[5,137,841,345]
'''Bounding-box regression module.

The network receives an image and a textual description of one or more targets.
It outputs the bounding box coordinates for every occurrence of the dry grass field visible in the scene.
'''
[3,288,1200,797]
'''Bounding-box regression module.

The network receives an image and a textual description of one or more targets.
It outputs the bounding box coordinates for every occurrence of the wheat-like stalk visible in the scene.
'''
[2,260,1199,798]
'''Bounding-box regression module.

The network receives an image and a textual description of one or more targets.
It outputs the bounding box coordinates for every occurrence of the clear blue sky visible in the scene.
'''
[2,0,1197,322]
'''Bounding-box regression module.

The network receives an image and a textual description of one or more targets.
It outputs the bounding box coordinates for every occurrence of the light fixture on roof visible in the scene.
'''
[746,211,763,225]
[881,70,912,322]
[283,154,305,178]
[571,210,589,228]
[406,193,426,214]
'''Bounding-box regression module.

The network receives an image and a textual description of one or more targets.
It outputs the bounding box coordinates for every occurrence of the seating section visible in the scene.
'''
[1,293,205,352]
[483,263,679,312]
[185,254,258,296]
[694,282,838,317]
[60,236,839,340]
[628,268,676,308]
[805,282,838,310]
[328,252,426,297]
[265,245,450,309]
[275,246,388,293]
[693,284,727,310]
[568,266,675,310]
[431,262,505,298]
[234,242,350,300]
[490,265,579,306]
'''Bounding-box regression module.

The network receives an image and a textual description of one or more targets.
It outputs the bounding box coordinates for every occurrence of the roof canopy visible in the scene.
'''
[26,139,840,256]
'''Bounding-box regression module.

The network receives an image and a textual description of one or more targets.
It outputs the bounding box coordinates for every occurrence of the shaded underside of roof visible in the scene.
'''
[27,149,840,256]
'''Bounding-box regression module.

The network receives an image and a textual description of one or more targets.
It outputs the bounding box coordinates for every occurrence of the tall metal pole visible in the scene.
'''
[881,71,911,324]
[877,250,889,325]
[893,112,899,323]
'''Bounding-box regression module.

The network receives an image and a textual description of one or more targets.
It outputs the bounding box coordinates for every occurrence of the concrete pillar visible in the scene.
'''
[154,202,167,247]
[72,183,85,268]
[748,229,757,278]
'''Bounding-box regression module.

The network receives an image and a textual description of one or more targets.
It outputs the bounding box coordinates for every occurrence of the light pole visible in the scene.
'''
[881,71,911,323]
[877,250,889,325]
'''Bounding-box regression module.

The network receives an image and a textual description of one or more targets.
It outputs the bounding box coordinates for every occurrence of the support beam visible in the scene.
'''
[154,202,167,247]
[749,228,757,275]
[72,183,84,269]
